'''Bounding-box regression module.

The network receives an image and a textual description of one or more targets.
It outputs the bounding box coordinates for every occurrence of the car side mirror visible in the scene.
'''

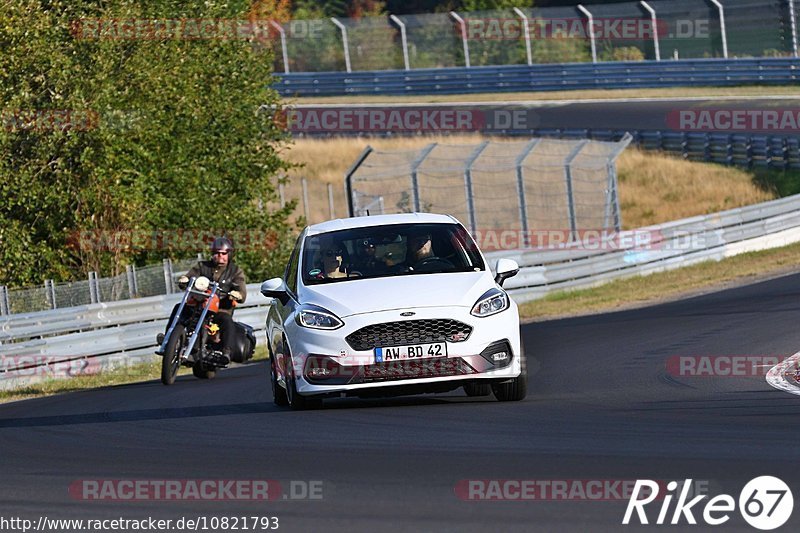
[260,277,290,305]
[494,258,519,287]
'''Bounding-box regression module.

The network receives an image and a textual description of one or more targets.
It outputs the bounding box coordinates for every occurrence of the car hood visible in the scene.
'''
[299,271,492,318]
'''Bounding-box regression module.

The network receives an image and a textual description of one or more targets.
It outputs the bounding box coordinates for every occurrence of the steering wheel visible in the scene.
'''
[413,256,454,271]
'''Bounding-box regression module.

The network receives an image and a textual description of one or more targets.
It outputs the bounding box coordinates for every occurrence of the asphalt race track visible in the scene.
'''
[2,272,800,532]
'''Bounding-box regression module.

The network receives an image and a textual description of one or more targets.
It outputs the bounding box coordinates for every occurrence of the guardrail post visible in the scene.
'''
[464,141,490,235]
[126,264,138,298]
[639,1,660,60]
[681,132,689,159]
[746,136,754,168]
[577,5,597,63]
[449,11,471,68]
[301,177,310,220]
[765,136,774,168]
[389,15,411,70]
[88,271,100,304]
[0,285,8,315]
[790,0,799,57]
[330,18,352,73]
[327,183,336,219]
[345,146,374,217]
[564,140,589,240]
[44,279,57,309]
[163,258,174,295]
[782,137,791,170]
[269,21,290,73]
[410,143,437,212]
[726,135,734,165]
[515,139,540,246]
[709,0,729,58]
[512,7,533,66]
[703,134,712,161]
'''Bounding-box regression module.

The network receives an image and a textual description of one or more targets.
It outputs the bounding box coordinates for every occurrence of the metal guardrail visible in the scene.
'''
[4,191,800,390]
[276,58,800,97]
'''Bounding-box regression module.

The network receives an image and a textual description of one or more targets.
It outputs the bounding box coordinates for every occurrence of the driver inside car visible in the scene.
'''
[406,231,435,269]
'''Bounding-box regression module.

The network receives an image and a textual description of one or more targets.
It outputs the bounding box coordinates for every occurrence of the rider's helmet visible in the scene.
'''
[210,236,234,259]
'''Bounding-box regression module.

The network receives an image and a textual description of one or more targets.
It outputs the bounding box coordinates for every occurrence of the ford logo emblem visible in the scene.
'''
[400,311,415,317]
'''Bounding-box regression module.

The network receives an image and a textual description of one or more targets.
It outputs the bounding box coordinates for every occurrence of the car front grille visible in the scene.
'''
[345,319,473,351]
[359,357,476,383]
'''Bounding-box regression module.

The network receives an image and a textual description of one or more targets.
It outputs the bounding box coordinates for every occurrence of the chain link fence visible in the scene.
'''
[274,0,798,73]
[1,259,197,316]
[346,136,631,236]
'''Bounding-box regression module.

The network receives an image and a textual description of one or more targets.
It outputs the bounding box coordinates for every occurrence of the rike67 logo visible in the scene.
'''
[623,477,793,530]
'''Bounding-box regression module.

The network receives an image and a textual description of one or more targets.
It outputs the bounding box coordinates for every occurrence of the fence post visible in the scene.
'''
[512,7,533,66]
[577,5,597,63]
[604,133,632,232]
[639,1,660,61]
[790,0,799,57]
[410,143,437,212]
[564,140,589,240]
[330,18,352,73]
[301,177,311,220]
[88,271,100,304]
[327,183,336,219]
[449,11,471,68]
[0,285,8,315]
[464,141,490,235]
[269,21,290,73]
[389,15,410,70]
[515,139,540,247]
[163,258,174,295]
[126,265,138,298]
[345,146,374,217]
[709,0,728,58]
[44,279,57,309]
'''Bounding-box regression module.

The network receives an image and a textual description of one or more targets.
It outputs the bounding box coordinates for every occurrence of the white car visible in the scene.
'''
[260,213,526,409]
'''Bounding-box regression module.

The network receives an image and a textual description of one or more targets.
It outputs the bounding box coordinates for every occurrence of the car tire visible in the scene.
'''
[192,364,215,380]
[269,343,289,407]
[284,343,322,411]
[491,339,528,402]
[463,383,492,397]
[160,324,185,386]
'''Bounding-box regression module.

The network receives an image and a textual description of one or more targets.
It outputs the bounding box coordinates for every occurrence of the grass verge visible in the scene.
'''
[0,345,269,404]
[294,85,800,105]
[519,240,800,321]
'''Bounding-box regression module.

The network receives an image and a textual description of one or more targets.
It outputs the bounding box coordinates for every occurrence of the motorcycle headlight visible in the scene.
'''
[296,306,344,330]
[471,288,509,317]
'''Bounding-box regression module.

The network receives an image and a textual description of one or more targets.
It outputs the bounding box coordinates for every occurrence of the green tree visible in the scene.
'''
[0,0,295,287]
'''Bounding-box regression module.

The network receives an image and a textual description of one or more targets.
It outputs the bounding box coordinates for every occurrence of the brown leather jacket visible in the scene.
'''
[185,260,247,314]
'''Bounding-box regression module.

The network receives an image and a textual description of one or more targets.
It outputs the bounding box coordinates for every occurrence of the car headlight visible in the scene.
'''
[296,306,344,330]
[471,288,509,317]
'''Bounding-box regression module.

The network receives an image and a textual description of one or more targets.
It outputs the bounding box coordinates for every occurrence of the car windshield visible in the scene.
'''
[302,223,485,285]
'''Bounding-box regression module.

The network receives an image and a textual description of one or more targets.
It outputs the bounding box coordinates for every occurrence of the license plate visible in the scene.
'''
[374,342,447,362]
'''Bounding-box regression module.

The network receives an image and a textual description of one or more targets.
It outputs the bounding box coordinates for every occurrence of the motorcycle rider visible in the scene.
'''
[157,237,246,362]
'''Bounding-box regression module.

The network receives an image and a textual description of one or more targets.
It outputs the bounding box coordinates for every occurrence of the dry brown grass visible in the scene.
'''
[286,137,776,228]
[616,149,775,228]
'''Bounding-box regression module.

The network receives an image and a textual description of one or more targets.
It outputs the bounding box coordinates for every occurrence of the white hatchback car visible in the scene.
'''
[260,213,526,409]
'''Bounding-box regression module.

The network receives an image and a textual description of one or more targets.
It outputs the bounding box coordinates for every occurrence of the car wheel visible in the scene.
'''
[192,364,216,380]
[161,324,185,385]
[284,343,322,411]
[491,339,528,402]
[269,343,289,407]
[463,382,492,397]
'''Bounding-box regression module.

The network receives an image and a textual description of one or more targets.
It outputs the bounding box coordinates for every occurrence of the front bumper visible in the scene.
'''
[283,305,521,396]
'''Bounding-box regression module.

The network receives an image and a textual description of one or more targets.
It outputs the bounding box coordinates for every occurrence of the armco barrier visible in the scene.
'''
[276,58,800,97]
[5,191,800,390]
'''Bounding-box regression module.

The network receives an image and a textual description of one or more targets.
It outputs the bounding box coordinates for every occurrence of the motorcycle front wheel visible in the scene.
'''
[161,323,186,385]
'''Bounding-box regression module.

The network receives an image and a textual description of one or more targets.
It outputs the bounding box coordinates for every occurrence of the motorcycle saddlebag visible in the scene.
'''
[231,322,256,363]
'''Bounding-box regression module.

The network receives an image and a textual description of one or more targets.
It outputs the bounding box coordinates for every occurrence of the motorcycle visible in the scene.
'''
[157,276,256,385]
